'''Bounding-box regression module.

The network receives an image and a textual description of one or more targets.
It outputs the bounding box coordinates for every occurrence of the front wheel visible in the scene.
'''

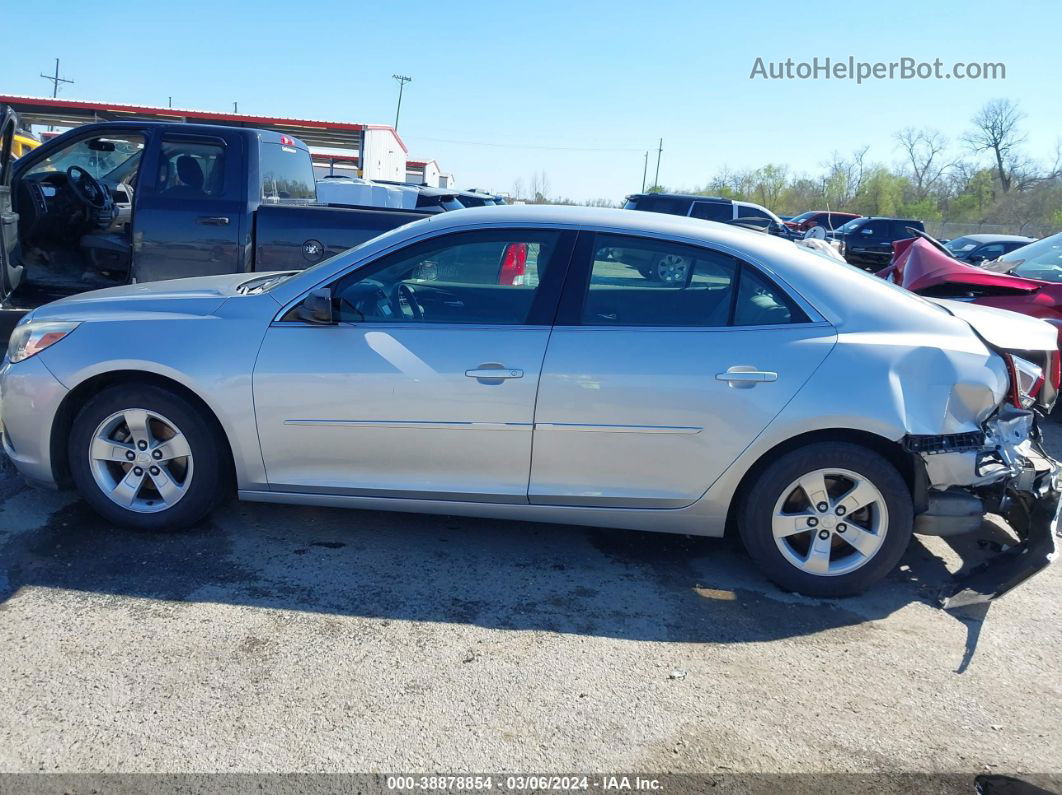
[68,385,227,530]
[737,442,913,596]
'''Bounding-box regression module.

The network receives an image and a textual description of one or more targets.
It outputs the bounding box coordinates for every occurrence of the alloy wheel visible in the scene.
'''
[771,467,889,577]
[88,408,194,513]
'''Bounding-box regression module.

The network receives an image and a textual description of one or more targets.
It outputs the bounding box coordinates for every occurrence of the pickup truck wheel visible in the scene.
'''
[68,385,226,531]
[738,442,913,597]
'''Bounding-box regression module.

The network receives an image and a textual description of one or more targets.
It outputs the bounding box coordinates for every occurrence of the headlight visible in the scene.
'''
[6,321,80,364]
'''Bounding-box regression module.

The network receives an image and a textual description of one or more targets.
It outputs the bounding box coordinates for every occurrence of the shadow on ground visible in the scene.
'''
[0,476,1014,648]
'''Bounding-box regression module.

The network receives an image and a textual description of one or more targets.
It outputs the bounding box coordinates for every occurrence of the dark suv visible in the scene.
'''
[623,193,793,239]
[833,216,926,269]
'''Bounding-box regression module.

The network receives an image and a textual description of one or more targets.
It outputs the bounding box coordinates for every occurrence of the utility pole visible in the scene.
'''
[641,150,648,192]
[653,138,663,190]
[40,58,74,130]
[40,58,74,98]
[392,74,412,131]
[168,96,172,108]
[233,101,238,113]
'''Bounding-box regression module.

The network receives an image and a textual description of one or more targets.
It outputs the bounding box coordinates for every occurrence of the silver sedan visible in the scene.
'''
[2,206,1059,597]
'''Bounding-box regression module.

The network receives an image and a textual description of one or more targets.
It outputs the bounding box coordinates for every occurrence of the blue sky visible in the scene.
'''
[4,0,1061,201]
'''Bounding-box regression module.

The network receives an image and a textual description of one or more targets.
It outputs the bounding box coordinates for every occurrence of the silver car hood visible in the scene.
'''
[25,273,284,323]
[929,298,1058,352]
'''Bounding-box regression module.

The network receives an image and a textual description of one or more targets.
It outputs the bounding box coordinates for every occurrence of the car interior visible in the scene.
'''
[330,234,557,325]
[13,133,144,302]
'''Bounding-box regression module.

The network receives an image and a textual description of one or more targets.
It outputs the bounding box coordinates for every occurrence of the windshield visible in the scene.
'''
[944,236,979,254]
[835,218,864,234]
[788,211,816,223]
[25,134,144,182]
[986,232,1062,282]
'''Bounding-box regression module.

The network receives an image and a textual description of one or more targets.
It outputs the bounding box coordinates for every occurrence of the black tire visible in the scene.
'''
[68,384,227,531]
[737,442,913,597]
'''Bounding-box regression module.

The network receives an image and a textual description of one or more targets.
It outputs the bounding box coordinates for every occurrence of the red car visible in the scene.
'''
[876,232,1062,344]
[784,210,861,233]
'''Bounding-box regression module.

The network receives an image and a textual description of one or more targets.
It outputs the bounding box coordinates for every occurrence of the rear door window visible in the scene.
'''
[578,234,806,327]
[628,195,690,215]
[735,206,771,221]
[690,201,733,222]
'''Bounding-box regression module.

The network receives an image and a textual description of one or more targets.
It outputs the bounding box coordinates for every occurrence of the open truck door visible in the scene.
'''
[0,104,24,305]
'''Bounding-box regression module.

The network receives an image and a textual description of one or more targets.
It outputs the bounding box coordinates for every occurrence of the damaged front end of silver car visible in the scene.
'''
[906,347,1062,608]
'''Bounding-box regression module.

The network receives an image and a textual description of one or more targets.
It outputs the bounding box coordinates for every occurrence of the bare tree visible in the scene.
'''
[821,146,869,206]
[963,99,1026,192]
[511,178,525,201]
[895,127,952,197]
[528,171,551,204]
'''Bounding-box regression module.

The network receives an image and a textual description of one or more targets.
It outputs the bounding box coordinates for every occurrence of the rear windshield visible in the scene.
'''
[260,142,316,204]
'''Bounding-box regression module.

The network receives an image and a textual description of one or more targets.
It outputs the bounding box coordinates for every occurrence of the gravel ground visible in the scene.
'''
[0,418,1060,786]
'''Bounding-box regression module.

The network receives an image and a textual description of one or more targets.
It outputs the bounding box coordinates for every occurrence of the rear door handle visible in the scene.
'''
[197,216,230,226]
[716,368,778,388]
[465,367,524,380]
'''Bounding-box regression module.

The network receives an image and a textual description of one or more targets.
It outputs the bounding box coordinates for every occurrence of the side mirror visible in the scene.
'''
[967,254,986,265]
[297,287,335,325]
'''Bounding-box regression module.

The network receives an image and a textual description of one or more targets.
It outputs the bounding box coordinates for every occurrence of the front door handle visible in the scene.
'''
[716,367,778,388]
[197,216,230,226]
[465,367,524,380]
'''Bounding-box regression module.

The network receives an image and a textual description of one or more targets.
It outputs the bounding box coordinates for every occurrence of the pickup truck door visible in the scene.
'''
[0,105,22,303]
[132,130,246,283]
[253,228,574,501]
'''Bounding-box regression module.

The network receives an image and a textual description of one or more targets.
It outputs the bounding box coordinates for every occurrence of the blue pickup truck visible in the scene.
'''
[0,106,435,341]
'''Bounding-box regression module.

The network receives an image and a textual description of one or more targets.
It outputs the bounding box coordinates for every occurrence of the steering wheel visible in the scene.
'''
[65,165,108,210]
[391,282,424,320]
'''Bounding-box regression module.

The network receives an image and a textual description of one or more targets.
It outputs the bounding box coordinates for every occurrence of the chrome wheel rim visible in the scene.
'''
[88,408,193,513]
[771,467,888,577]
[656,254,690,283]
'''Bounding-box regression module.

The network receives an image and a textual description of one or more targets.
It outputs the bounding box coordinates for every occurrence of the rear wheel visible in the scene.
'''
[738,442,913,596]
[68,385,227,530]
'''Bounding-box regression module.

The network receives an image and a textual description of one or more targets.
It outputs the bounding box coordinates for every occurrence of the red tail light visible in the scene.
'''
[1004,353,1045,409]
[498,243,528,286]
